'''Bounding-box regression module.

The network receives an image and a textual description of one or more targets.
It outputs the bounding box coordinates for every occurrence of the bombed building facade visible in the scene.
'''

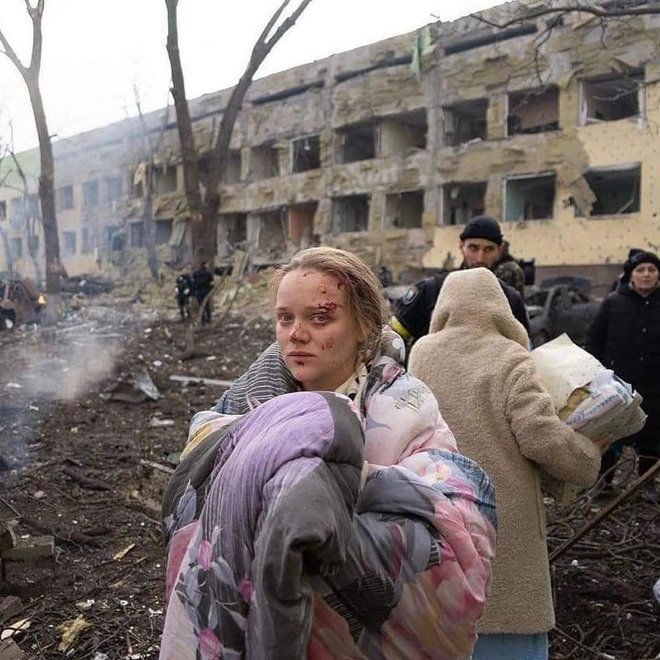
[1,1,660,293]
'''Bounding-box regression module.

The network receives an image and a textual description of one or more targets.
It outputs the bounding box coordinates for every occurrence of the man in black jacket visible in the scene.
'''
[192,262,214,324]
[586,250,660,502]
[391,216,530,344]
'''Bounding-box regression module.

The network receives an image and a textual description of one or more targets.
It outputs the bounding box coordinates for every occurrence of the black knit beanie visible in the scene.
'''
[459,215,503,245]
[624,250,660,275]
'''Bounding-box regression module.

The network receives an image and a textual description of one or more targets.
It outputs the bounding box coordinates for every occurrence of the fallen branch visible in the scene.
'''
[61,466,112,492]
[549,460,660,563]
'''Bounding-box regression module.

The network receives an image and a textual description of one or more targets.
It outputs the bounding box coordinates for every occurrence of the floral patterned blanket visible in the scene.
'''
[160,334,497,660]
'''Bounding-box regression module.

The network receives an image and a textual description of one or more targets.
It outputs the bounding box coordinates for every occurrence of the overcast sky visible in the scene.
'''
[0,0,499,153]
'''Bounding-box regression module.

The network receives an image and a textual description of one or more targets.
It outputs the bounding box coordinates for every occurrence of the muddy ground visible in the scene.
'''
[0,286,658,659]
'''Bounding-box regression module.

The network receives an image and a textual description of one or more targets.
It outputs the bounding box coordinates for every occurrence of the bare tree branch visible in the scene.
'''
[471,2,660,30]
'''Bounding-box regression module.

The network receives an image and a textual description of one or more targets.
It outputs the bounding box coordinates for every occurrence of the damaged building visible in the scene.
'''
[1,0,660,293]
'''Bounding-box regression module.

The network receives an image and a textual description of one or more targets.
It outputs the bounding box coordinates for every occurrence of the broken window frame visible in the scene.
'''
[335,122,379,164]
[506,85,560,136]
[443,99,488,147]
[578,163,641,218]
[579,71,644,125]
[504,171,557,221]
[155,165,178,195]
[383,190,425,229]
[129,221,145,248]
[155,219,174,245]
[0,200,6,221]
[331,194,370,234]
[291,135,321,173]
[440,181,487,226]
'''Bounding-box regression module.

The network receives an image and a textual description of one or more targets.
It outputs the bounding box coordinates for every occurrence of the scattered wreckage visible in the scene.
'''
[0,277,44,330]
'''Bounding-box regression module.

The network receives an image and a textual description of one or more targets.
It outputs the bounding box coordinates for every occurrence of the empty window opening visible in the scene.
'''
[336,122,378,164]
[251,143,280,180]
[256,209,287,251]
[508,86,559,135]
[56,185,74,211]
[217,213,248,257]
[106,176,123,202]
[155,219,173,245]
[332,195,370,233]
[0,201,6,221]
[505,173,556,221]
[106,226,124,252]
[380,110,428,157]
[442,182,487,225]
[11,237,23,259]
[384,190,424,229]
[130,222,145,248]
[580,165,641,216]
[292,136,321,173]
[581,72,643,124]
[443,99,488,146]
[83,180,100,207]
[155,165,177,194]
[288,203,318,247]
[62,231,77,256]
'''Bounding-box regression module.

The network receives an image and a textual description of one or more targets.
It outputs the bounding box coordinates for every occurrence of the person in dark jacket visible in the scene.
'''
[192,262,214,324]
[586,250,660,502]
[175,267,193,321]
[391,216,530,344]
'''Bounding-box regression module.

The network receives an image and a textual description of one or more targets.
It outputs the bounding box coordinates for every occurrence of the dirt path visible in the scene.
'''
[1,297,658,658]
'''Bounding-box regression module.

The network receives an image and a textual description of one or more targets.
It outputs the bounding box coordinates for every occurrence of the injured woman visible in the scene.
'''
[159,247,497,660]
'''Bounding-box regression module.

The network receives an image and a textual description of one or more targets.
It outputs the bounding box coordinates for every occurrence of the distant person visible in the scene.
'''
[377,264,392,288]
[586,250,660,502]
[175,267,193,321]
[191,261,214,324]
[390,215,529,344]
[409,268,604,660]
[493,240,526,296]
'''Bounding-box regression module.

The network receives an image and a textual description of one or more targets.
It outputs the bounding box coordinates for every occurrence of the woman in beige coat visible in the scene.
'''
[408,268,602,660]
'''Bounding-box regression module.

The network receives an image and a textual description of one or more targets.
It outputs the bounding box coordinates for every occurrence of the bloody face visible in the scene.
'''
[275,268,364,391]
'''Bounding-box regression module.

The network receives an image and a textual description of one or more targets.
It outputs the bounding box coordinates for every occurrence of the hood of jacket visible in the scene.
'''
[429,267,528,347]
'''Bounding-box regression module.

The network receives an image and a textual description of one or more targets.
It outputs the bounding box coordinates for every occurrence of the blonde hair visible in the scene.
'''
[270,247,388,363]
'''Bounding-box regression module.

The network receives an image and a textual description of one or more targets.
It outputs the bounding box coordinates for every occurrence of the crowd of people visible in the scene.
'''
[159,221,658,658]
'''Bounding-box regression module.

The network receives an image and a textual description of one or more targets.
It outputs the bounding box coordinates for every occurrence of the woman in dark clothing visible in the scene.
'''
[586,250,660,501]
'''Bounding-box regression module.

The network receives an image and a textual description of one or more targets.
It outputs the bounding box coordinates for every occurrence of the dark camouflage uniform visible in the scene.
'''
[493,259,526,297]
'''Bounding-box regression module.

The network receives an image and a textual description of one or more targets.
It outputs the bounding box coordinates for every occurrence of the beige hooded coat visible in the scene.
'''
[408,268,601,635]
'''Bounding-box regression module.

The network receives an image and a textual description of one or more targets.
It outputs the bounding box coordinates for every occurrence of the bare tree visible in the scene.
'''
[164,0,313,265]
[0,0,62,295]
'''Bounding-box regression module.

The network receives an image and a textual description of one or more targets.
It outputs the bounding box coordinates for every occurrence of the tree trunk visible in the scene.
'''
[143,169,159,280]
[26,76,61,295]
[0,226,13,274]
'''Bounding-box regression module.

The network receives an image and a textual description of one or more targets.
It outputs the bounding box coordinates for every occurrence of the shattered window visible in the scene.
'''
[442,182,487,225]
[580,165,641,217]
[0,200,6,221]
[384,190,424,229]
[505,173,556,221]
[336,123,378,164]
[331,194,370,233]
[581,72,643,124]
[251,143,280,180]
[443,100,487,146]
[224,151,242,184]
[155,166,177,194]
[508,86,559,135]
[292,136,321,173]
